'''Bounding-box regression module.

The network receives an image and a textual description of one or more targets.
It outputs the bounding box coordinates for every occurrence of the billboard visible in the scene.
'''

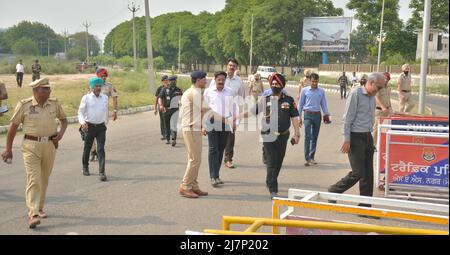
[302,17,352,52]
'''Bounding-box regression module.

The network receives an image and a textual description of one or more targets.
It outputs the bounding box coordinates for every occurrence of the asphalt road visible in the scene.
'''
[0,85,446,234]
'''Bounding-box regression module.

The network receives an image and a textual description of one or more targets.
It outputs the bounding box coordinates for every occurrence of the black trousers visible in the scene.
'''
[158,108,166,137]
[224,132,235,163]
[163,108,178,141]
[208,128,230,179]
[340,85,347,99]
[329,132,375,198]
[16,72,23,87]
[82,123,107,173]
[263,133,289,193]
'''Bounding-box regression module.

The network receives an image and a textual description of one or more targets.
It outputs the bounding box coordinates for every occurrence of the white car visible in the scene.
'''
[256,66,277,80]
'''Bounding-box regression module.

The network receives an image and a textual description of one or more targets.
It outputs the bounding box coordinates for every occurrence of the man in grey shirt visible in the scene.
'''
[328,73,385,207]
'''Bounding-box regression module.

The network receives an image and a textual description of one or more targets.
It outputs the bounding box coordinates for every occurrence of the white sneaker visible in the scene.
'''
[310,159,318,165]
[304,161,312,166]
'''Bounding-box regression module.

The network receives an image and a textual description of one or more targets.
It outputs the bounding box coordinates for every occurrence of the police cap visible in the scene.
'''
[29,78,51,88]
[161,75,169,81]
[168,76,178,81]
[191,71,207,79]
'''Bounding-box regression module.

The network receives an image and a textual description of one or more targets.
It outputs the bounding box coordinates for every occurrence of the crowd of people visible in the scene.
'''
[0,57,416,228]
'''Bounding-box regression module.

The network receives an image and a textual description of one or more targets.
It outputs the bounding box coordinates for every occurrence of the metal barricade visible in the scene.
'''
[376,124,449,203]
[271,189,449,234]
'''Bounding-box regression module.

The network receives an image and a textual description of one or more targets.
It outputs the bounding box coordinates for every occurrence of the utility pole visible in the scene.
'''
[376,0,385,72]
[249,14,254,74]
[178,25,181,73]
[47,38,50,57]
[144,0,155,94]
[418,0,431,114]
[62,29,68,54]
[82,21,91,62]
[128,2,140,71]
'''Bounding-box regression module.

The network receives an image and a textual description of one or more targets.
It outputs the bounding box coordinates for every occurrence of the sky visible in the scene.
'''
[0,0,413,40]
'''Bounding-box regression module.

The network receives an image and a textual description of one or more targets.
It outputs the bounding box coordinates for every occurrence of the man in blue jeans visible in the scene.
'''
[297,73,331,166]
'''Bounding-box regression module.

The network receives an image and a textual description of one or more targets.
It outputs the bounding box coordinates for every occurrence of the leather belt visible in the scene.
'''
[86,122,105,127]
[402,90,410,93]
[24,134,56,142]
[304,111,321,115]
[262,130,290,136]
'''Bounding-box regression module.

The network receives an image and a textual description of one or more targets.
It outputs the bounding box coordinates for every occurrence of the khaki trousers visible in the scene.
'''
[180,131,202,190]
[399,92,414,112]
[21,140,56,217]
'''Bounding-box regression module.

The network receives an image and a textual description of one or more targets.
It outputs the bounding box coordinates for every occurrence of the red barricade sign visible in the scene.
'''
[377,115,449,190]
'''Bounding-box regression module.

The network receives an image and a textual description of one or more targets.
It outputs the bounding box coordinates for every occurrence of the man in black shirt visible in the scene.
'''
[158,76,183,146]
[239,72,301,199]
[155,75,169,140]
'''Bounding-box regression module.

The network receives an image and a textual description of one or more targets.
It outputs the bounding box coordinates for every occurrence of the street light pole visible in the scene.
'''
[249,14,254,74]
[376,0,385,72]
[128,2,140,71]
[178,25,181,73]
[144,0,155,94]
[419,0,432,114]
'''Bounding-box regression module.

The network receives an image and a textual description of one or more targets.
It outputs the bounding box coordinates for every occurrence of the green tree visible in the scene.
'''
[1,21,63,55]
[11,37,39,55]
[68,32,100,59]
[66,46,85,60]
[347,0,416,61]
[409,0,449,32]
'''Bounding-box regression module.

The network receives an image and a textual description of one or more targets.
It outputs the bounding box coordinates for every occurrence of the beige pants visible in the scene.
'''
[180,131,202,191]
[399,92,414,112]
[373,109,393,147]
[22,140,56,217]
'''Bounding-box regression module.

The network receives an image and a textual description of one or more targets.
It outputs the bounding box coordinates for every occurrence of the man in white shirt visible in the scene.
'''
[78,77,109,181]
[209,58,244,168]
[16,59,25,87]
[204,71,238,187]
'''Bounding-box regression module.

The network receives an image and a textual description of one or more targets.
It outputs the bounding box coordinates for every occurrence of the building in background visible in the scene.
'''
[416,28,449,61]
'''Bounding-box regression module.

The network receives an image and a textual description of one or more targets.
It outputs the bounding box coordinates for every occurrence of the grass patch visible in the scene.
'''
[0,71,192,126]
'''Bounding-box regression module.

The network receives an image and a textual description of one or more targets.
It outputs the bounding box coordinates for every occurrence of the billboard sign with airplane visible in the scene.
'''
[302,17,352,52]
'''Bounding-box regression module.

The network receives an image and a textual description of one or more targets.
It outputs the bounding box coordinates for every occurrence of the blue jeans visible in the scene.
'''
[304,113,321,161]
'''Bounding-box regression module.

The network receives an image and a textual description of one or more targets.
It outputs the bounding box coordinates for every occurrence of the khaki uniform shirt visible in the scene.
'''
[299,77,311,88]
[249,80,263,98]
[10,96,67,137]
[376,86,391,109]
[398,73,412,91]
[0,82,6,104]
[180,86,211,131]
[101,83,118,98]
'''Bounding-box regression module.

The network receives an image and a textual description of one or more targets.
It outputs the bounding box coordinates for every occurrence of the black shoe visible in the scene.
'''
[328,200,337,204]
[171,140,176,147]
[83,169,90,176]
[99,174,107,182]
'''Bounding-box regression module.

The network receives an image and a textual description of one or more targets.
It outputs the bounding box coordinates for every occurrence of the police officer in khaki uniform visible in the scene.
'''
[1,78,67,229]
[373,72,393,146]
[397,64,414,112]
[0,80,8,117]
